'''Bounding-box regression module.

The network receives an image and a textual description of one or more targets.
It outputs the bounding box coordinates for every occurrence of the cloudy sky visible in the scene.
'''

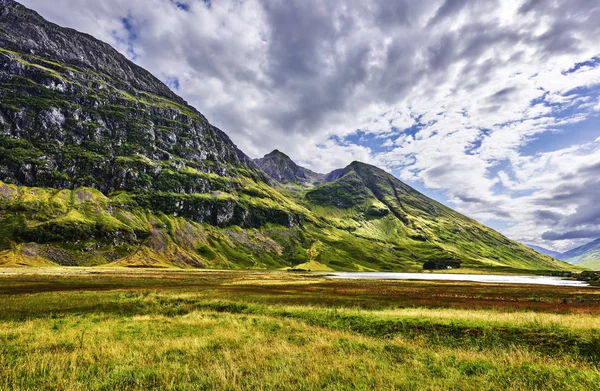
[20,0,600,252]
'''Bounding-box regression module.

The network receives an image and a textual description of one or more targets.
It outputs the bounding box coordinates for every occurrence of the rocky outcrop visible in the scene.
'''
[0,0,179,102]
[0,0,262,195]
[254,150,325,185]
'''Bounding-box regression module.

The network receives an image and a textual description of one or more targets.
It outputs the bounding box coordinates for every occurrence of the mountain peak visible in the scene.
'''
[263,149,293,161]
[347,160,389,172]
[0,0,181,102]
[254,150,324,185]
[308,159,425,215]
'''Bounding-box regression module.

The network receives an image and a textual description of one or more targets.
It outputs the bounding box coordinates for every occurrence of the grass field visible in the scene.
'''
[1,268,600,390]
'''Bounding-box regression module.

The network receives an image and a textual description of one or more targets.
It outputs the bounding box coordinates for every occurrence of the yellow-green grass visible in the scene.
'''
[285,259,335,271]
[1,268,600,390]
[2,310,599,391]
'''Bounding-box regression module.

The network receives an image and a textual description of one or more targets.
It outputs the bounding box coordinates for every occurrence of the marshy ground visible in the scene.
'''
[1,268,599,390]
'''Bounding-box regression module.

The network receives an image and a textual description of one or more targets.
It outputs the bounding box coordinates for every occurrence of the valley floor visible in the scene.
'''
[1,268,600,390]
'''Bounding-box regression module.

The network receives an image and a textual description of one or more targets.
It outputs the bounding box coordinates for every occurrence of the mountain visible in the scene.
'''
[0,0,258,191]
[0,1,577,273]
[0,0,305,267]
[525,240,600,270]
[560,238,600,270]
[527,245,563,259]
[299,161,571,272]
[254,150,325,186]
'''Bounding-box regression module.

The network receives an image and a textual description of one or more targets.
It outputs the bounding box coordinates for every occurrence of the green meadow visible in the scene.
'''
[1,268,599,390]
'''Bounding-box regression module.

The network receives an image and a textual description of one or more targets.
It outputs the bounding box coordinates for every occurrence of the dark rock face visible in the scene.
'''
[0,0,178,101]
[0,0,261,194]
[254,150,325,185]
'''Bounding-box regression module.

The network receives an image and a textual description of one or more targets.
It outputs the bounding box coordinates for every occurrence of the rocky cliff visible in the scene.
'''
[0,0,258,190]
[0,0,306,230]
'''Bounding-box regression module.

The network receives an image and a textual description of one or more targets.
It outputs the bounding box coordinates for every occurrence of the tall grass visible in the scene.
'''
[2,310,600,390]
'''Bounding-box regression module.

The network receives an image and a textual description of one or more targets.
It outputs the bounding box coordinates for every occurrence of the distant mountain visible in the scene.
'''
[254,150,325,186]
[526,240,600,270]
[0,0,578,273]
[560,238,600,270]
[527,245,562,259]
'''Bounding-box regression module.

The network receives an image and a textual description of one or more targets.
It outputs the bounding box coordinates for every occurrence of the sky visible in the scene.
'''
[20,0,600,252]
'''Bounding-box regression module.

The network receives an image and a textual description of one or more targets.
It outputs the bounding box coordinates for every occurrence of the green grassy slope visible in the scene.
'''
[302,162,574,272]
[0,180,311,269]
[0,178,577,272]
[571,256,600,270]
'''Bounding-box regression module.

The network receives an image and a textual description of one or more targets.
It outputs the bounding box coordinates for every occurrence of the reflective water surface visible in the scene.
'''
[327,272,589,286]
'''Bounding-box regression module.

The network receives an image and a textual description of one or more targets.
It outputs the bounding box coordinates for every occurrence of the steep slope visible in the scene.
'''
[0,0,308,267]
[527,245,562,259]
[254,150,325,186]
[0,1,577,273]
[560,238,600,270]
[302,162,572,272]
[0,0,257,191]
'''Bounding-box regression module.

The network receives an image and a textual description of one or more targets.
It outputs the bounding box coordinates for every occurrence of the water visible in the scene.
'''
[327,272,590,287]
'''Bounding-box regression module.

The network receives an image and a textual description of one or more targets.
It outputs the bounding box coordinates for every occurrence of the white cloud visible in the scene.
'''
[297,139,381,174]
[381,139,394,148]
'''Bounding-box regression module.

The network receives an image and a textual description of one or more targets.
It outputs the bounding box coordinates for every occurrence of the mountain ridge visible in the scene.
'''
[0,0,261,192]
[560,238,600,270]
[300,160,570,271]
[525,241,600,271]
[527,245,563,259]
[0,0,182,103]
